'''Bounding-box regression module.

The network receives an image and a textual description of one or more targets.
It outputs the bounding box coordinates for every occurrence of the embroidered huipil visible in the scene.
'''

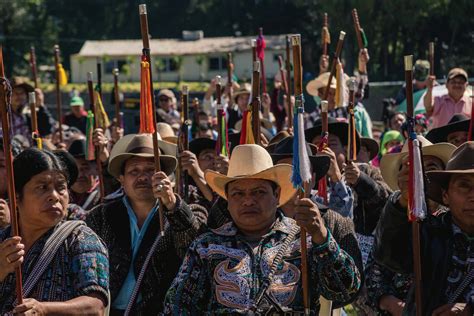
[0,222,109,314]
[163,213,361,315]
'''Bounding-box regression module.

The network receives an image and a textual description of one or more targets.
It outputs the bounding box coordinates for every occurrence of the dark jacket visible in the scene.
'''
[207,197,364,308]
[86,196,207,315]
[373,192,460,314]
[27,105,56,136]
[352,163,392,235]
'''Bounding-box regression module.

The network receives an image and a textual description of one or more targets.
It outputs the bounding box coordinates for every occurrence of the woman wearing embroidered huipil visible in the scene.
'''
[0,148,109,315]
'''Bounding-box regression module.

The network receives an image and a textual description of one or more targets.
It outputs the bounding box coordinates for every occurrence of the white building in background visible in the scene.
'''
[70,31,288,83]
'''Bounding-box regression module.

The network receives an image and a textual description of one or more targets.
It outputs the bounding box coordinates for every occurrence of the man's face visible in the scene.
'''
[442,174,474,234]
[71,158,96,194]
[119,157,155,203]
[227,179,280,236]
[390,114,405,131]
[71,106,83,118]
[236,93,250,112]
[0,152,6,197]
[12,87,28,111]
[318,87,336,109]
[446,76,467,100]
[198,149,216,172]
[159,96,172,112]
[312,133,346,168]
[357,145,370,163]
[447,131,468,147]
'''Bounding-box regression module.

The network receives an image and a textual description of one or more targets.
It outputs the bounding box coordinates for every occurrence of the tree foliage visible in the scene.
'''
[0,0,472,80]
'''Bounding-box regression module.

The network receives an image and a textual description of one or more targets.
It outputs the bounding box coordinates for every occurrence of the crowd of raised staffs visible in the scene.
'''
[0,36,473,316]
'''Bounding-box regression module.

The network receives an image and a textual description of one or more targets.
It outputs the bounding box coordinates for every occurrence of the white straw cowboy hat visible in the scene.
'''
[233,83,251,103]
[205,144,296,206]
[426,141,474,205]
[306,71,350,96]
[108,133,177,178]
[380,135,456,190]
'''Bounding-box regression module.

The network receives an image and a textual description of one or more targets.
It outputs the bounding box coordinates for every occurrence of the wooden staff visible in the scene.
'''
[139,4,165,236]
[29,46,38,89]
[322,13,329,56]
[404,55,423,316]
[469,83,474,141]
[215,76,228,156]
[96,60,102,98]
[429,42,435,76]
[352,9,364,50]
[29,92,42,149]
[318,100,329,205]
[227,52,234,107]
[87,72,106,201]
[54,45,63,143]
[292,34,310,315]
[251,61,261,144]
[0,47,24,304]
[178,85,190,202]
[347,78,357,162]
[285,35,293,129]
[277,55,289,98]
[251,39,257,63]
[113,68,121,127]
[323,31,346,101]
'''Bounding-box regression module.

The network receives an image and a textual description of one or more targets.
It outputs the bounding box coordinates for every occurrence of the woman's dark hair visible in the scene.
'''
[13,148,78,196]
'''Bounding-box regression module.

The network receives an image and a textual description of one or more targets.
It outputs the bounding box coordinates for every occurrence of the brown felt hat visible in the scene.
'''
[426,141,474,205]
[108,133,177,178]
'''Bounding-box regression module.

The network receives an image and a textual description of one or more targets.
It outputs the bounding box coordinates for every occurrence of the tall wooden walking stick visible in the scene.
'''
[177,85,190,202]
[215,76,229,156]
[285,35,293,129]
[352,9,368,50]
[96,60,102,98]
[317,101,329,204]
[404,55,425,316]
[323,31,346,101]
[227,52,234,107]
[347,78,357,162]
[321,13,330,57]
[53,45,63,143]
[29,46,39,89]
[139,3,166,236]
[291,34,311,315]
[87,72,106,201]
[28,92,42,149]
[113,68,122,128]
[0,47,24,304]
[429,42,435,77]
[251,61,261,144]
[277,55,291,128]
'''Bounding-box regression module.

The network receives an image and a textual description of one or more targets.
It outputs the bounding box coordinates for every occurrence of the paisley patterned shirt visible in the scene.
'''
[163,213,361,315]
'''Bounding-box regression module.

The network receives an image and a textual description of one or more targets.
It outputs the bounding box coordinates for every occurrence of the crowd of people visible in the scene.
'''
[0,45,472,316]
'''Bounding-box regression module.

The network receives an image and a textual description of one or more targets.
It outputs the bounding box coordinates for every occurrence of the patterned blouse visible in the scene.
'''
[0,221,109,314]
[163,212,361,315]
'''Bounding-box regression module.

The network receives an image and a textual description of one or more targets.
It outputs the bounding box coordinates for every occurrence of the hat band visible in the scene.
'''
[129,146,154,154]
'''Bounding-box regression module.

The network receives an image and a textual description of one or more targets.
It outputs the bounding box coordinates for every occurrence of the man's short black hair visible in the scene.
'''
[225,179,279,196]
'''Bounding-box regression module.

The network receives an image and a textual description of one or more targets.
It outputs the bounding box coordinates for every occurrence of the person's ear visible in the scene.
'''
[118,175,125,186]
[442,189,449,206]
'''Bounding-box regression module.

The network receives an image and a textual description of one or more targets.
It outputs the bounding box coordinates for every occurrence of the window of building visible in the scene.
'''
[105,60,127,73]
[208,56,227,71]
[156,58,179,73]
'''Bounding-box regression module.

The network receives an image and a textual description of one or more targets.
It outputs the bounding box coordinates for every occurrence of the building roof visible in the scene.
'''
[77,35,287,57]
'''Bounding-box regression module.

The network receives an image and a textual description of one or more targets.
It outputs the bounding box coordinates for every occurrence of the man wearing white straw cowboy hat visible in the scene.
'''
[163,144,361,314]
[86,133,208,315]
[372,141,473,314]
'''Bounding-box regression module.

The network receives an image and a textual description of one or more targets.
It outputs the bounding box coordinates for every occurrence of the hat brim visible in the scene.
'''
[380,143,456,190]
[233,90,250,103]
[270,153,330,183]
[205,164,296,206]
[108,152,177,178]
[305,122,361,152]
[426,169,474,205]
[14,82,35,93]
[425,120,470,144]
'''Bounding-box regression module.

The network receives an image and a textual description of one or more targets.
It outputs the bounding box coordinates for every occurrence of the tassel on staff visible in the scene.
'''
[139,4,165,236]
[404,55,424,316]
[0,47,24,304]
[256,27,267,94]
[291,34,311,316]
[87,72,106,201]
